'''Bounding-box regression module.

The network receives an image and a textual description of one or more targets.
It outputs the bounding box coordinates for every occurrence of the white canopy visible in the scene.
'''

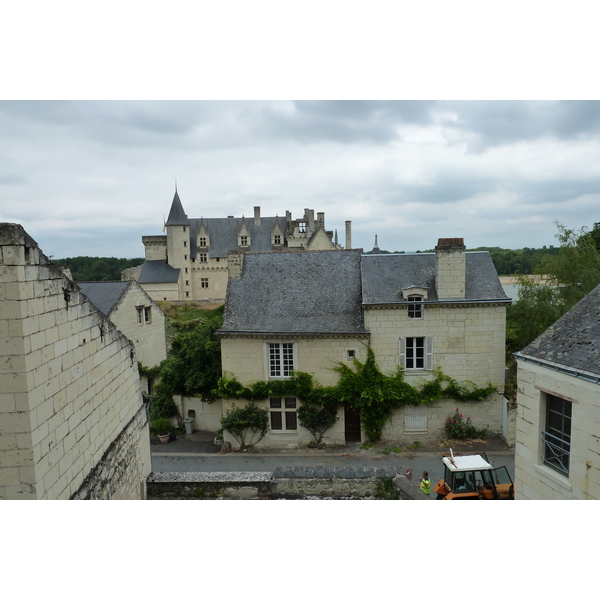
[442,454,492,472]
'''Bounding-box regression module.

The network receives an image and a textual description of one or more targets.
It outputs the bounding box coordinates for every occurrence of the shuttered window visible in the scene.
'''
[405,404,428,431]
[399,337,433,370]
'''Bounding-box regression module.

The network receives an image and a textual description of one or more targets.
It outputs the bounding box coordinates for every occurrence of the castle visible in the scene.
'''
[133,189,353,302]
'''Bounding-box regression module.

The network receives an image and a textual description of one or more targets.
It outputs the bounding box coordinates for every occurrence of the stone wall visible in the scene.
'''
[146,466,430,500]
[0,223,151,499]
[515,360,600,500]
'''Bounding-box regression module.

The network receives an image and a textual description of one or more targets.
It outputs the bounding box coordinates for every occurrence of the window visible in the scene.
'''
[269,397,297,431]
[347,349,356,361]
[198,237,207,247]
[273,234,282,245]
[407,295,423,319]
[240,235,249,247]
[183,241,187,247]
[201,278,209,288]
[399,337,433,370]
[137,306,151,324]
[269,342,294,378]
[543,394,572,476]
[405,404,427,431]
[298,222,307,233]
[199,253,207,263]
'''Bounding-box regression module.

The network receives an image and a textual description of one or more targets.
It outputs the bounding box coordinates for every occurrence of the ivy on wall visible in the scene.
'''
[216,347,497,442]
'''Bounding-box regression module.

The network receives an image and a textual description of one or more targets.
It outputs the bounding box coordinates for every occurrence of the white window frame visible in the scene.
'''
[399,337,433,371]
[407,295,423,319]
[269,397,298,432]
[268,342,295,379]
[137,306,152,325]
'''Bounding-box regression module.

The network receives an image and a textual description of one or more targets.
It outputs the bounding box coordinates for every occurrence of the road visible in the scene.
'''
[151,451,515,498]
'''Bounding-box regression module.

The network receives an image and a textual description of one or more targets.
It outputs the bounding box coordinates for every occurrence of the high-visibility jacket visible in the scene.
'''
[420,478,431,495]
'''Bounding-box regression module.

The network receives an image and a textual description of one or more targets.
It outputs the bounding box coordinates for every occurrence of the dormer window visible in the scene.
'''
[273,234,282,245]
[198,236,208,247]
[239,235,249,247]
[407,295,423,319]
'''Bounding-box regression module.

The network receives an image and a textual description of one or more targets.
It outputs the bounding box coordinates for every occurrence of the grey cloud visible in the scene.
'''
[444,101,600,151]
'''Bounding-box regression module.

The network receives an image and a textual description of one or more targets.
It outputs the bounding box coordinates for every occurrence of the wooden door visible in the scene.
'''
[344,406,362,442]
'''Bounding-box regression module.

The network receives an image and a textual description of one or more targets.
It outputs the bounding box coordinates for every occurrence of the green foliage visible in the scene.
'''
[444,408,487,439]
[375,477,401,500]
[53,256,144,281]
[150,418,173,435]
[220,403,269,450]
[507,222,600,353]
[215,347,496,443]
[297,400,339,445]
[156,305,224,404]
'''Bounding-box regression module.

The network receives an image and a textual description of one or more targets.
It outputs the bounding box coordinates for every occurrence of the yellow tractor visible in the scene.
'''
[434,450,515,500]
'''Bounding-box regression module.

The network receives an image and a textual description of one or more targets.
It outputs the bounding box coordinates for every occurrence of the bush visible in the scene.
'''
[375,477,400,500]
[220,403,269,450]
[444,408,487,439]
[150,418,173,435]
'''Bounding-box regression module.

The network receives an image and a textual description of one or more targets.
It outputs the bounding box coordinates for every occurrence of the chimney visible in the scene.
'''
[228,250,244,279]
[435,238,466,299]
[345,221,352,249]
[254,206,261,226]
[317,212,325,228]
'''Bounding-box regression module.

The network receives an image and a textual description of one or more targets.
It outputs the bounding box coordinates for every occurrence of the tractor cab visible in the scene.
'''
[434,451,514,500]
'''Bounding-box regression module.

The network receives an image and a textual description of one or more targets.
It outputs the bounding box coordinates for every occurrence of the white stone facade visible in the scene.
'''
[515,359,600,500]
[0,224,151,499]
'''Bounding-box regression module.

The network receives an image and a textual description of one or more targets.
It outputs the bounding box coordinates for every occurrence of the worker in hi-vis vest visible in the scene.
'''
[419,471,431,495]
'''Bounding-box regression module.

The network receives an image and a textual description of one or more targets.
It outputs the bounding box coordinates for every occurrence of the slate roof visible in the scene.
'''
[361,252,510,305]
[165,190,189,226]
[189,216,287,259]
[519,284,600,377]
[77,281,131,316]
[219,250,367,335]
[137,260,180,284]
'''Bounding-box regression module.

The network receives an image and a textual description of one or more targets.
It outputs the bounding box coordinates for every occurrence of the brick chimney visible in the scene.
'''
[435,238,466,299]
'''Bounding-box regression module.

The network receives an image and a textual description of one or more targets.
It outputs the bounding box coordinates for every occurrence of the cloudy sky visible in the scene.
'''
[1,100,599,259]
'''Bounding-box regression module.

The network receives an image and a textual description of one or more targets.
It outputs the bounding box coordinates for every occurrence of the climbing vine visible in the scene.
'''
[215,347,497,442]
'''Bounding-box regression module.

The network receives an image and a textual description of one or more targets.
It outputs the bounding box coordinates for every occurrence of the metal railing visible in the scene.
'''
[542,430,570,476]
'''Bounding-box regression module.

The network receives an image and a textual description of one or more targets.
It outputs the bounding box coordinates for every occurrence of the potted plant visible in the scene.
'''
[151,418,172,444]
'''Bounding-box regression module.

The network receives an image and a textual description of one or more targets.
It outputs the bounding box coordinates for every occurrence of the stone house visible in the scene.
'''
[213,238,511,449]
[0,224,151,499]
[77,280,167,395]
[136,188,351,302]
[514,284,600,499]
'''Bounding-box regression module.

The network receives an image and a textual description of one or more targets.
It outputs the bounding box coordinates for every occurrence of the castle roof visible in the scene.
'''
[165,189,189,226]
[361,252,510,305]
[219,250,367,336]
[138,260,180,284]
[518,283,600,377]
[77,281,131,316]
[190,216,288,258]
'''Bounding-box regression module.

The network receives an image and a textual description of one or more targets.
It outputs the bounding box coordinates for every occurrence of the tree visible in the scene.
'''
[220,403,269,450]
[507,222,600,353]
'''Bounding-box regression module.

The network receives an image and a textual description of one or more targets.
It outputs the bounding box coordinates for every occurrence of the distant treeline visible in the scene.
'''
[378,246,559,275]
[53,256,145,281]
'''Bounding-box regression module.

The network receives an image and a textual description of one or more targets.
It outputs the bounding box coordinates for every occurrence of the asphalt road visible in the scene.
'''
[150,451,515,498]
